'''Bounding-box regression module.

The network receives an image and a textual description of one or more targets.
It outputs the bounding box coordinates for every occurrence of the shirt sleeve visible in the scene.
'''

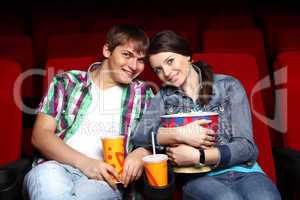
[217,79,259,168]
[36,75,66,121]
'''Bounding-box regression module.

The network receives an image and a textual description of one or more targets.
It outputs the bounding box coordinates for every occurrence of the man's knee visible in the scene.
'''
[24,161,73,200]
[74,179,122,200]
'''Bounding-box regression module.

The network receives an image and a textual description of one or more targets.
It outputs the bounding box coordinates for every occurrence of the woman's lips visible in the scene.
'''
[170,72,179,83]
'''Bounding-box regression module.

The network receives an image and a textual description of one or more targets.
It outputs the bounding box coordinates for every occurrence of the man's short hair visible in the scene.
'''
[106,25,149,55]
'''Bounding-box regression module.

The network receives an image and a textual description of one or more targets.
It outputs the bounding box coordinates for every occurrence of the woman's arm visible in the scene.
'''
[157,120,216,148]
[216,78,259,168]
[132,91,165,147]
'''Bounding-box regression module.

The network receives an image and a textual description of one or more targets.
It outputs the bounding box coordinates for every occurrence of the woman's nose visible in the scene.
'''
[163,66,171,78]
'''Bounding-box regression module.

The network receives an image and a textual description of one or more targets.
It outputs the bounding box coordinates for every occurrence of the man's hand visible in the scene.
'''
[120,147,150,187]
[77,157,119,189]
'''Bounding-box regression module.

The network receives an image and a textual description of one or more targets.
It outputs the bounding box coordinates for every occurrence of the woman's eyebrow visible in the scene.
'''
[163,56,174,63]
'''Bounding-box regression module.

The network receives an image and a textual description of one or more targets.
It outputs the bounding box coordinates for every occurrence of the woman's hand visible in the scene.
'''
[77,157,119,189]
[166,144,199,166]
[176,120,216,148]
[120,147,150,188]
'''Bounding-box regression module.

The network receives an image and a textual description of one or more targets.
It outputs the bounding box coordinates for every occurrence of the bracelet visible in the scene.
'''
[199,149,205,165]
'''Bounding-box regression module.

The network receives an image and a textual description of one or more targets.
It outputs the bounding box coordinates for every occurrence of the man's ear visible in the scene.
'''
[102,44,111,58]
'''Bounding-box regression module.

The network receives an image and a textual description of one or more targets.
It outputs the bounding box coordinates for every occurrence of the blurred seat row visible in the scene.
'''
[1,50,298,181]
[1,10,300,199]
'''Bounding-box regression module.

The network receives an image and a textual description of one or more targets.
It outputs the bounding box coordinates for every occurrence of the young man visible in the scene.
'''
[24,25,152,200]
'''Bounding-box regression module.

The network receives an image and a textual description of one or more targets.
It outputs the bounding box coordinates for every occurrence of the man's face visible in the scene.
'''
[104,41,146,84]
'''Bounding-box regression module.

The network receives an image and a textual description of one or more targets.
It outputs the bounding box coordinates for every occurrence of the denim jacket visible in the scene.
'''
[132,70,259,169]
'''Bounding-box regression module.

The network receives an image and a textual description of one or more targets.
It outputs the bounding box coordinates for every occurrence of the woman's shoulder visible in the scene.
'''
[214,74,244,89]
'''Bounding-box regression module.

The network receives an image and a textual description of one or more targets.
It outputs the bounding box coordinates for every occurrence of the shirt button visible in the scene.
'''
[219,106,224,112]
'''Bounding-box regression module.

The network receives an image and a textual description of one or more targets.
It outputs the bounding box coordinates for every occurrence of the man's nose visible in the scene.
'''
[128,58,137,71]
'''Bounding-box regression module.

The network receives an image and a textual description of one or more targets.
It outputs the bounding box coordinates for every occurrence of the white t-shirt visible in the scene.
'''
[66,81,123,160]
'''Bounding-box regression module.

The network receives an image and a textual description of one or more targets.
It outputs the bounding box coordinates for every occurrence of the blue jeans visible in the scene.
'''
[23,160,122,200]
[182,172,281,200]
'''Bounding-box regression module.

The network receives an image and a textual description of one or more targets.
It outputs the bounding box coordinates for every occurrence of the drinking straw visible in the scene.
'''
[151,131,156,155]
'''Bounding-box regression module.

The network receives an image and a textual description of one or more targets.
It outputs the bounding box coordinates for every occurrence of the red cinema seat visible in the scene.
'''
[0,16,25,35]
[82,17,144,33]
[202,29,268,78]
[0,60,22,165]
[47,33,106,60]
[32,20,81,66]
[147,17,199,51]
[192,53,277,182]
[0,36,33,97]
[208,15,255,29]
[202,29,274,119]
[263,15,300,30]
[274,51,300,151]
[43,57,96,93]
[267,28,300,56]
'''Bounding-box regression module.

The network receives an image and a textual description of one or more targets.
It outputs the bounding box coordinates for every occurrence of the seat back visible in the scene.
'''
[274,51,300,151]
[0,36,33,97]
[0,60,22,165]
[47,33,106,60]
[193,53,276,182]
[202,29,268,78]
[43,57,96,93]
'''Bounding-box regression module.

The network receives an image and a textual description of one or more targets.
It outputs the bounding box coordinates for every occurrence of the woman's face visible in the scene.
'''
[149,52,190,87]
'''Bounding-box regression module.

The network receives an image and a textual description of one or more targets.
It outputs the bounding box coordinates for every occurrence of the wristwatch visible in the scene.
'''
[195,149,205,168]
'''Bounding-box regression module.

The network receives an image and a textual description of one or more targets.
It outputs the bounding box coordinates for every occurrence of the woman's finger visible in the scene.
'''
[203,140,216,147]
[206,135,216,142]
[196,119,212,126]
[207,129,216,136]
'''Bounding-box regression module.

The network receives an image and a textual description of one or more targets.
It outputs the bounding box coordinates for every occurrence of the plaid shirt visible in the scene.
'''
[35,62,153,164]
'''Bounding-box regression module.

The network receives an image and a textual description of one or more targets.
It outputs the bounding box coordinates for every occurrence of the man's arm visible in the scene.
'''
[32,113,119,188]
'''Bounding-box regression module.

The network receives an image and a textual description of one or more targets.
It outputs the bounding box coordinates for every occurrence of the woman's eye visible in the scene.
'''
[167,58,174,65]
[154,68,162,74]
[138,59,145,64]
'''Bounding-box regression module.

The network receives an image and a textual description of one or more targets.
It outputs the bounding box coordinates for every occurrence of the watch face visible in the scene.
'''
[195,162,205,168]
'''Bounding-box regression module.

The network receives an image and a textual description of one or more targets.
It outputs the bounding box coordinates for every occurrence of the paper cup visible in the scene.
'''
[160,112,219,132]
[143,154,168,187]
[101,136,125,175]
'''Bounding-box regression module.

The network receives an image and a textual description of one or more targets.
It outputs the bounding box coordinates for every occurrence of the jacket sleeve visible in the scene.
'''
[217,79,259,168]
[132,91,166,148]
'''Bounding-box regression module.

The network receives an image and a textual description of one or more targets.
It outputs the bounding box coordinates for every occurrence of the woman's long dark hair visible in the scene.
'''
[148,30,213,105]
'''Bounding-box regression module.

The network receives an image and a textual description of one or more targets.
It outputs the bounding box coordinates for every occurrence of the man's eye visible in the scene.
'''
[167,58,174,65]
[123,53,130,58]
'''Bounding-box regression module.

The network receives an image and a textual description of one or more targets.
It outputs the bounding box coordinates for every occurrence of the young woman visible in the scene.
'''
[133,30,281,200]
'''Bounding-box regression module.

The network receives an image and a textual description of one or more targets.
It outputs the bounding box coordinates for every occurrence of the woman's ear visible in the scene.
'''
[102,44,111,58]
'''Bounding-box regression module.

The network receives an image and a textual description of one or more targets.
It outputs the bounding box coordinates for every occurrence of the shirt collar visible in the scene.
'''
[83,61,102,88]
